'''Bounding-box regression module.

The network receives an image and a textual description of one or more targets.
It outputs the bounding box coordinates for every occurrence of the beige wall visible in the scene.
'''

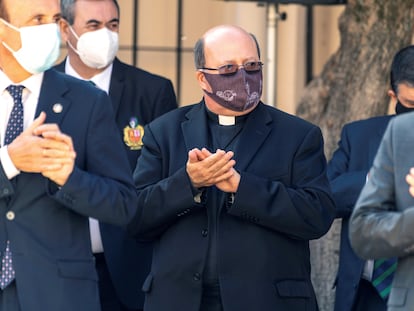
[113,0,344,112]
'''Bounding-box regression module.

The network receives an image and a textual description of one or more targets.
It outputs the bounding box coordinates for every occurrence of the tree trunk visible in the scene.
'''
[296,1,414,310]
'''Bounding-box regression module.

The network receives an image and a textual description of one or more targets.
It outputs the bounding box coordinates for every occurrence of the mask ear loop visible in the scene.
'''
[0,18,21,54]
[68,25,80,40]
[66,25,82,55]
[0,18,20,32]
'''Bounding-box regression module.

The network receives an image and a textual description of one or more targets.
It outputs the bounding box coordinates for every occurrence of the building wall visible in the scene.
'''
[113,1,345,111]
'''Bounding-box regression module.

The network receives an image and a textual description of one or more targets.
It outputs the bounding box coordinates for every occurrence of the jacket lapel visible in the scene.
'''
[182,101,210,151]
[35,69,70,125]
[234,103,272,170]
[368,118,392,166]
[108,58,124,115]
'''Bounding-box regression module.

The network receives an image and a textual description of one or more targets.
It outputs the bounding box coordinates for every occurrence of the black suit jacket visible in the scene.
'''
[55,58,177,308]
[0,69,137,311]
[129,101,335,311]
[327,115,393,311]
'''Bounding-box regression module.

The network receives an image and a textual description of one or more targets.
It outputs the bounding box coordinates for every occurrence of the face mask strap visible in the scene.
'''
[68,25,81,40]
[67,38,80,55]
[66,26,83,56]
[0,18,20,33]
[0,19,20,53]
[2,41,16,54]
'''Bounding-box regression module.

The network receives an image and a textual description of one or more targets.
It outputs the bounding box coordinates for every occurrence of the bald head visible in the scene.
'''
[194,25,260,69]
[203,24,250,41]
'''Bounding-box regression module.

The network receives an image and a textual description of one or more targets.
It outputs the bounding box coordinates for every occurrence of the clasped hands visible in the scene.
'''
[7,112,76,186]
[186,147,240,193]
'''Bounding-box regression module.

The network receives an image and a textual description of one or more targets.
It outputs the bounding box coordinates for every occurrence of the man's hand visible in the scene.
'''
[36,118,76,186]
[186,148,239,192]
[406,167,414,197]
[7,112,76,186]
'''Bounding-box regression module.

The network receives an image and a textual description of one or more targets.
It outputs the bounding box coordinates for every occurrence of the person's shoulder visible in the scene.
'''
[113,58,172,83]
[393,110,414,123]
[343,114,394,131]
[332,116,393,142]
[261,103,318,130]
[45,68,98,90]
[44,69,107,102]
[388,111,414,131]
[148,103,197,126]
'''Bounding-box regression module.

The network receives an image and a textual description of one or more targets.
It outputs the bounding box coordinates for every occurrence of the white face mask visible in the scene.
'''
[0,19,61,74]
[68,26,119,69]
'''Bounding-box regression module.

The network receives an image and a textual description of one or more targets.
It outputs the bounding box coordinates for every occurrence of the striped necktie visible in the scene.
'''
[372,258,397,300]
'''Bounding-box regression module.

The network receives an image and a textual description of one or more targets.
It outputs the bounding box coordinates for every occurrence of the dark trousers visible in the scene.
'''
[0,281,21,311]
[94,253,142,311]
[199,284,223,311]
[352,279,387,311]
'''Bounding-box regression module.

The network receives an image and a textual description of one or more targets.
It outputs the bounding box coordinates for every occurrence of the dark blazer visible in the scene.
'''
[55,57,177,308]
[129,101,335,311]
[327,115,393,311]
[0,69,137,311]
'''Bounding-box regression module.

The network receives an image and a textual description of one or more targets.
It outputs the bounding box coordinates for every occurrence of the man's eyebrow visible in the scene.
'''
[27,13,61,23]
[32,14,44,20]
[85,18,119,25]
[86,19,102,25]
[107,18,120,24]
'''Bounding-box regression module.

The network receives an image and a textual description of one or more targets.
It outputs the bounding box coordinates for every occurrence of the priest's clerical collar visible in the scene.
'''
[205,106,248,126]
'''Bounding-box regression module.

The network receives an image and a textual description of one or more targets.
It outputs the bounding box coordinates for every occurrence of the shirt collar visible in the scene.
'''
[65,56,113,94]
[0,70,44,98]
[204,104,249,126]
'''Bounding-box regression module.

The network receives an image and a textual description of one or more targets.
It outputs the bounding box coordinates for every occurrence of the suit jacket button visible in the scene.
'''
[6,211,15,220]
[202,229,208,237]
[193,273,201,281]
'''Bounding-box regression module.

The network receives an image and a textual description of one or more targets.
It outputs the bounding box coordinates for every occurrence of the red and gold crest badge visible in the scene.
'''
[123,117,144,150]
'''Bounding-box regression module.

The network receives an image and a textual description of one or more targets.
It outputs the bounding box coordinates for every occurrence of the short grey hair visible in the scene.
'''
[61,0,120,25]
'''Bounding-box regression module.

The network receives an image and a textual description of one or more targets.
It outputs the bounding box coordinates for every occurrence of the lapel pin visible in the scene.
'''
[53,103,63,113]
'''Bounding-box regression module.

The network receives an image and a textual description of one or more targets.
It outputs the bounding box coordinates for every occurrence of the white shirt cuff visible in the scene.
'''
[0,145,20,179]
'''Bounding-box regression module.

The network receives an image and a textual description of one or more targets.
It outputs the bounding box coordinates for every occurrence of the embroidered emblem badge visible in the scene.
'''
[123,117,144,150]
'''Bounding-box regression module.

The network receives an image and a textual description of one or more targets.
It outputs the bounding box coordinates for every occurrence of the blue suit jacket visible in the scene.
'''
[55,58,177,308]
[129,101,335,311]
[0,69,137,311]
[327,115,393,311]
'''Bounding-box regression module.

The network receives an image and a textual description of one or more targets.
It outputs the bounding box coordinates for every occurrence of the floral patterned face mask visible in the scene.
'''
[202,68,262,112]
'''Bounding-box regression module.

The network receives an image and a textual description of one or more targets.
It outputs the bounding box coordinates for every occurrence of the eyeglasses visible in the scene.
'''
[199,61,263,76]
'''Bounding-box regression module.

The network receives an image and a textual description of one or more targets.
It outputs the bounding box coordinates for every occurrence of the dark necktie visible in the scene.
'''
[372,258,397,300]
[0,85,24,289]
[4,85,25,145]
[0,241,15,289]
[88,80,96,86]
